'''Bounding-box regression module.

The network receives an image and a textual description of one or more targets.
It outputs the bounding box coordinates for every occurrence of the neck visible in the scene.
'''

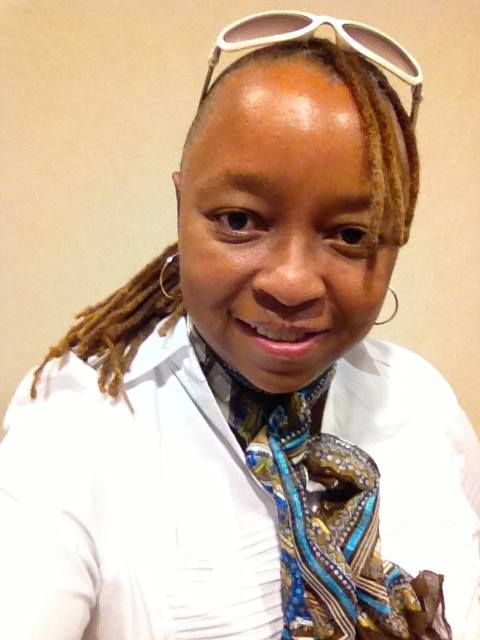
[310,390,329,436]
[188,318,334,439]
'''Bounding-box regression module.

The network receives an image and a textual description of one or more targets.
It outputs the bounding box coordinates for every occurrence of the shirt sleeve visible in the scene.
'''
[445,407,480,640]
[0,489,98,639]
[0,368,100,640]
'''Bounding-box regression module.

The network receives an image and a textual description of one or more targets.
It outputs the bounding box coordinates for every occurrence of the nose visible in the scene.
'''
[252,240,326,311]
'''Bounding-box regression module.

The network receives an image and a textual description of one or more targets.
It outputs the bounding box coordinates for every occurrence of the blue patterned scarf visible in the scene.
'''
[189,324,451,640]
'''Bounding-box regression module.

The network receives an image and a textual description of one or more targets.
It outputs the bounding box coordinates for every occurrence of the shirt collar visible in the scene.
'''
[123,315,190,383]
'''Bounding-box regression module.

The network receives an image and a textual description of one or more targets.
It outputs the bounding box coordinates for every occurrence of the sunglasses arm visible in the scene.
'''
[199,46,221,105]
[410,84,423,129]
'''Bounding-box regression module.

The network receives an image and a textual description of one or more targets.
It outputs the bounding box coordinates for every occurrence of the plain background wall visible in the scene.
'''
[1,0,479,434]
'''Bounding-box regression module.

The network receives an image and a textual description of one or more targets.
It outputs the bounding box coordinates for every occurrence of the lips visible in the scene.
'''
[233,317,332,363]
[240,319,324,343]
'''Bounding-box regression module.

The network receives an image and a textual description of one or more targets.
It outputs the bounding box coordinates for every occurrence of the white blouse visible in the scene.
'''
[0,317,479,639]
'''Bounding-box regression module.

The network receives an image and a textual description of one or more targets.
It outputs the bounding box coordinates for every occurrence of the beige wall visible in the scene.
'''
[1,0,479,433]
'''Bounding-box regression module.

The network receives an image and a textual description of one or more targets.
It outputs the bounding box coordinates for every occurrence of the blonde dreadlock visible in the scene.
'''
[31,38,420,401]
[30,243,183,400]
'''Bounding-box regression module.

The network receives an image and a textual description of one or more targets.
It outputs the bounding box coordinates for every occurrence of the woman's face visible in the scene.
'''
[176,60,401,393]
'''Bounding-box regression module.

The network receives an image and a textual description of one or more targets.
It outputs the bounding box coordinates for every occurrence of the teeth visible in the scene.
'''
[252,324,307,343]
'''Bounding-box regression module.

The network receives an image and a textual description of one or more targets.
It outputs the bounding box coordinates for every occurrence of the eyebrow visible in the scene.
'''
[195,171,372,213]
[322,193,372,215]
[195,172,283,200]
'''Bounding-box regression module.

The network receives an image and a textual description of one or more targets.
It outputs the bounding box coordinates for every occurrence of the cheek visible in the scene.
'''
[179,250,220,315]
[178,216,217,304]
[328,251,397,326]
[178,231,249,319]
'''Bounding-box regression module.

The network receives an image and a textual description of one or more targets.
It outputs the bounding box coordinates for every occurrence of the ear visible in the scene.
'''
[172,171,181,216]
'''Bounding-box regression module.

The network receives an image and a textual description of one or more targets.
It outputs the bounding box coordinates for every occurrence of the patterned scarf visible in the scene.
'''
[189,325,452,640]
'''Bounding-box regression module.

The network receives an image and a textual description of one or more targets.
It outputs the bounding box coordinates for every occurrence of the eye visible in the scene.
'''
[223,211,251,231]
[327,225,372,258]
[210,209,265,239]
[337,227,367,245]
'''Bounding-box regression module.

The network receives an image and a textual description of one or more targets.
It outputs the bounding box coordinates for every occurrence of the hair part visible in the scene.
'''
[31,38,420,401]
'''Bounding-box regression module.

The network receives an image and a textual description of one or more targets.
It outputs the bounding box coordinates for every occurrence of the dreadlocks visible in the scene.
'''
[30,244,183,400]
[31,38,420,401]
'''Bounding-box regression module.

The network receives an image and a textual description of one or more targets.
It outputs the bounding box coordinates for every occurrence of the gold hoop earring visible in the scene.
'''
[374,286,399,326]
[159,252,179,300]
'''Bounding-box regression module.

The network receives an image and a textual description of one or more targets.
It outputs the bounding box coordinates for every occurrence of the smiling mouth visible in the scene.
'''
[240,319,324,343]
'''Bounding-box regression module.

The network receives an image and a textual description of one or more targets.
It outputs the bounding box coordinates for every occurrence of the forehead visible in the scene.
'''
[180,60,374,213]
[188,59,364,145]
[181,58,410,216]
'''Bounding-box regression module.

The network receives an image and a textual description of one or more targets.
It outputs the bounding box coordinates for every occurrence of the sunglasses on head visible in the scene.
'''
[200,10,423,127]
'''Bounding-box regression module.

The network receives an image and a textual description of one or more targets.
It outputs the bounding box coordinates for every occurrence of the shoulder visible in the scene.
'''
[3,351,127,441]
[327,336,469,451]
[0,346,153,526]
[337,336,458,411]
[1,317,189,487]
[345,335,454,388]
[7,351,100,409]
[3,314,188,437]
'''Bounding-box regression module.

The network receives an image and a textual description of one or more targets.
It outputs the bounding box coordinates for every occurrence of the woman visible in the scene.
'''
[1,10,479,640]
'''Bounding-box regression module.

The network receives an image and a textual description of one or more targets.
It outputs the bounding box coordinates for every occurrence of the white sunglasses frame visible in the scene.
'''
[199,10,423,127]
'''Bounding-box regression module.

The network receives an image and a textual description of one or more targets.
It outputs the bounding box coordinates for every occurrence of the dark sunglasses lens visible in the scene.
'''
[343,24,418,76]
[223,14,312,44]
